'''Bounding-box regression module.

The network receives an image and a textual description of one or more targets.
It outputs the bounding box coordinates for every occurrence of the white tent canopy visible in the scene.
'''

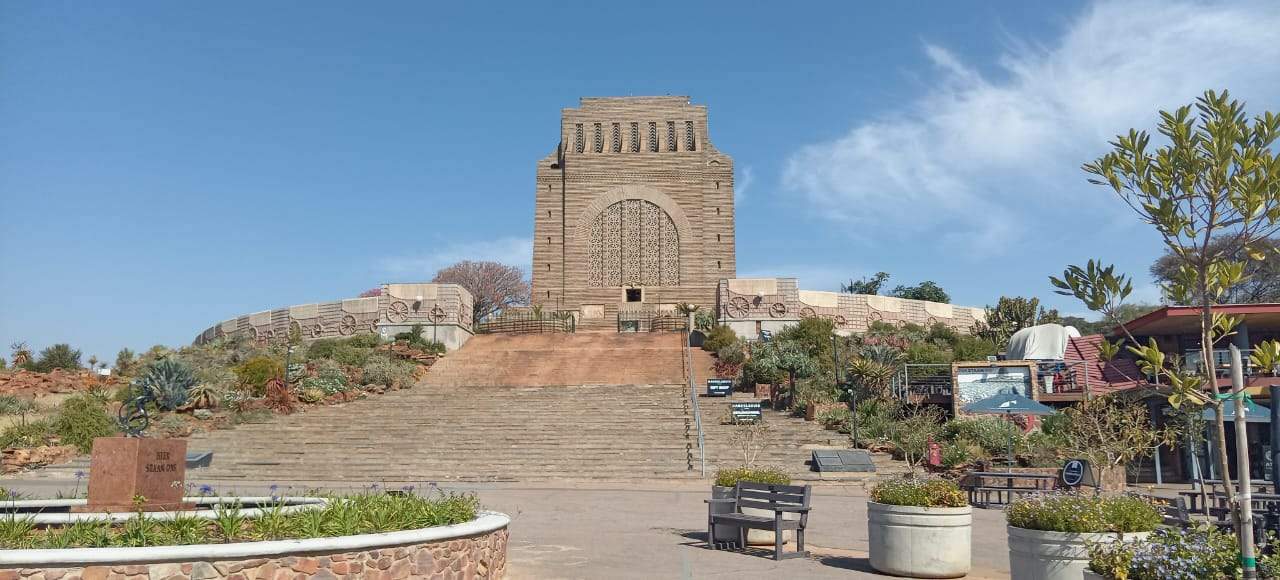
[1005,323,1081,361]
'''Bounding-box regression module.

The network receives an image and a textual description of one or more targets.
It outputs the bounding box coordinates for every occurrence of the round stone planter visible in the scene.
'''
[0,511,510,579]
[867,501,971,578]
[1083,570,1106,580]
[1007,525,1148,580]
[710,486,795,546]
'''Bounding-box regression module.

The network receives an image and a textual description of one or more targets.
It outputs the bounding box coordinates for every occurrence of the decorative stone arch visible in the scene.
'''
[574,184,692,287]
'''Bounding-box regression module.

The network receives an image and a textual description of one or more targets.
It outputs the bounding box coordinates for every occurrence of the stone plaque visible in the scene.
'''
[82,437,191,512]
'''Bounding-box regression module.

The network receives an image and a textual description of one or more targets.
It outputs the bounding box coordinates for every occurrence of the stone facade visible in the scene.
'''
[192,283,475,351]
[717,278,987,338]
[0,528,507,580]
[532,96,736,329]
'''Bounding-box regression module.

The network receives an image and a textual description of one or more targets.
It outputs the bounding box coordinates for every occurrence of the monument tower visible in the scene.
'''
[532,96,736,329]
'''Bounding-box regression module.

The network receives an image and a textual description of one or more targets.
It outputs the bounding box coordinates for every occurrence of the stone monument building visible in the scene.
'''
[531,96,736,329]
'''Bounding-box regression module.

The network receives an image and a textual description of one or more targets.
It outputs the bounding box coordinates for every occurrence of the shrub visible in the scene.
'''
[713,466,791,488]
[951,336,997,362]
[904,342,951,365]
[305,339,372,367]
[301,376,348,395]
[0,395,36,416]
[941,440,980,469]
[942,417,1023,457]
[0,420,54,449]
[701,325,738,353]
[345,334,381,349]
[870,478,966,508]
[1089,525,1241,580]
[113,348,138,377]
[1006,493,1161,533]
[362,356,414,387]
[888,406,944,470]
[132,358,197,411]
[234,356,283,395]
[298,387,326,404]
[30,344,82,373]
[817,407,851,431]
[52,394,117,452]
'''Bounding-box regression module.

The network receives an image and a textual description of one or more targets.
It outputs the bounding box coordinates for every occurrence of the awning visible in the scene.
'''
[1203,399,1272,423]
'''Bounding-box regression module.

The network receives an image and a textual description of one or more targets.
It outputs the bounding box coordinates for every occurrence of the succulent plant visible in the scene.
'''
[133,358,197,411]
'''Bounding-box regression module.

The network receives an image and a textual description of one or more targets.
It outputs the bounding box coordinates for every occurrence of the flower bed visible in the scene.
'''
[0,492,509,579]
[1088,524,1279,580]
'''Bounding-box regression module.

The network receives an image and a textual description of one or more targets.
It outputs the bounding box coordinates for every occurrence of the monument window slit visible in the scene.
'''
[611,123,621,153]
[575,123,584,153]
[667,121,676,152]
[686,121,696,151]
[593,123,603,153]
[630,122,640,152]
[648,122,658,152]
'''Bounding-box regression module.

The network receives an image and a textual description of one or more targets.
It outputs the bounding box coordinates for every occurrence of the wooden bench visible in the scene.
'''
[705,481,811,560]
[961,472,1056,507]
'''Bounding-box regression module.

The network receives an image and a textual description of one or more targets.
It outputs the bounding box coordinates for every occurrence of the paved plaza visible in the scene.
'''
[2,477,1013,580]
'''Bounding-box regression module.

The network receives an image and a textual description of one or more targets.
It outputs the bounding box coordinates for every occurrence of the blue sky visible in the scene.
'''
[3,1,1279,362]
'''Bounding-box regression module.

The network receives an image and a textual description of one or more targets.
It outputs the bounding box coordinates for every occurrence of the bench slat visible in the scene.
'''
[738,489,806,504]
[738,481,809,495]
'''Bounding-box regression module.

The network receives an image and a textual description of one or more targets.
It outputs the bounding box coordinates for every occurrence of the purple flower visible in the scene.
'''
[74,470,86,480]
[198,484,215,495]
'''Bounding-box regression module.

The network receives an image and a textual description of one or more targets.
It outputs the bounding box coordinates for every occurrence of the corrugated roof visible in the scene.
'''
[1064,335,1144,393]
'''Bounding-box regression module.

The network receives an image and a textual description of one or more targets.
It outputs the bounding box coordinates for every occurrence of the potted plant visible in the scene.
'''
[867,477,971,578]
[1006,493,1160,580]
[1086,524,1259,580]
[711,466,793,545]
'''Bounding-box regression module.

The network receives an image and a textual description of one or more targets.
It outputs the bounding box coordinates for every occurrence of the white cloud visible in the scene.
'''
[783,0,1280,252]
[379,236,532,279]
[736,166,755,203]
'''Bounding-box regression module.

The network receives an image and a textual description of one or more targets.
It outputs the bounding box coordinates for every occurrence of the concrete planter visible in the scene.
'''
[1083,570,1106,580]
[1007,526,1148,580]
[867,501,971,578]
[710,486,795,546]
[0,511,510,579]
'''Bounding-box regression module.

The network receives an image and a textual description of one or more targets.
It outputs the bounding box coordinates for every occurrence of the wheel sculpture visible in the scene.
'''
[834,315,848,326]
[868,311,883,322]
[725,296,751,318]
[310,323,324,338]
[339,315,358,335]
[368,321,379,333]
[388,301,410,323]
[428,305,447,323]
[248,327,259,340]
[118,389,154,437]
[769,303,787,318]
[263,329,276,340]
[799,307,817,319]
[927,317,939,326]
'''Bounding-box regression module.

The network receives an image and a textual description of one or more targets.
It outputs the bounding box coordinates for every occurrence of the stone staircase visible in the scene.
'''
[27,333,901,484]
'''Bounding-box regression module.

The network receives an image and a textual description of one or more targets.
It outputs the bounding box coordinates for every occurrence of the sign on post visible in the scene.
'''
[1061,458,1094,488]
[731,402,762,423]
[707,378,733,397]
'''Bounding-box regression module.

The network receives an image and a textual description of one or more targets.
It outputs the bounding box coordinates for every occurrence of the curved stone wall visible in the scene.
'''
[193,283,475,349]
[717,278,986,336]
[0,512,509,579]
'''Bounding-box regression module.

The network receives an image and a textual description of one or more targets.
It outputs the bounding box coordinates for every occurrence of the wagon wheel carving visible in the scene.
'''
[428,306,447,323]
[834,315,848,326]
[927,317,939,326]
[799,307,817,319]
[248,327,260,340]
[867,311,883,322]
[339,315,358,335]
[769,303,787,318]
[725,296,751,318]
[310,324,324,338]
[368,321,379,333]
[388,301,410,323]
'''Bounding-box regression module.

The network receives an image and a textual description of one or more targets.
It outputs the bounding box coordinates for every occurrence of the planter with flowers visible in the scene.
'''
[867,477,971,578]
[1005,493,1160,580]
[1087,523,1280,580]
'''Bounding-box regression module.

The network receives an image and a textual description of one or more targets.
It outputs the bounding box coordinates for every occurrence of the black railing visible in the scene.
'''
[616,310,690,333]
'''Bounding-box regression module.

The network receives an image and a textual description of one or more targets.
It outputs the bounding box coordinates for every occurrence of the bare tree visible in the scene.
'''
[432,260,530,322]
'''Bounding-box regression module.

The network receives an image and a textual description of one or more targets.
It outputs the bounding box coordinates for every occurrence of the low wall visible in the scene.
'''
[0,512,508,580]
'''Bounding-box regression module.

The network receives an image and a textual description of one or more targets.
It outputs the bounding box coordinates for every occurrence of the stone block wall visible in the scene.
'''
[717,278,987,337]
[191,284,475,351]
[1,528,507,580]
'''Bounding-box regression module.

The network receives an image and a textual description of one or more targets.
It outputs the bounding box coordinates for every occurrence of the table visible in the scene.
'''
[962,472,1057,507]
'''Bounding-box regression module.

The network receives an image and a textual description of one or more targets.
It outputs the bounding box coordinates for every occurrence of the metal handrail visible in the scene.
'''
[684,330,706,477]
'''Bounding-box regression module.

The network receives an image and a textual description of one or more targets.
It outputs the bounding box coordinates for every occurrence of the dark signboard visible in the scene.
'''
[707,378,733,397]
[812,450,876,473]
[1061,459,1090,487]
[731,402,763,423]
[760,330,773,342]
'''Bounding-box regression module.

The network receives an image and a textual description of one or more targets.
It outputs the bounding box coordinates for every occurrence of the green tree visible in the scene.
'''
[891,280,950,304]
[841,272,890,295]
[975,296,1061,348]
[753,340,818,403]
[1151,236,1280,304]
[114,348,138,377]
[1053,90,1280,534]
[31,343,82,373]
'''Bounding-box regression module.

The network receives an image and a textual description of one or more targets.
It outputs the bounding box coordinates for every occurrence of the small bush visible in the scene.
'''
[0,395,36,416]
[234,356,283,395]
[941,440,979,469]
[1006,493,1161,533]
[1089,524,1241,580]
[362,356,414,387]
[132,358,197,411]
[30,343,82,373]
[701,325,738,353]
[298,387,326,404]
[301,376,348,395]
[817,407,851,431]
[713,466,791,488]
[870,478,966,508]
[306,339,372,367]
[52,394,117,453]
[942,417,1023,456]
[0,420,54,449]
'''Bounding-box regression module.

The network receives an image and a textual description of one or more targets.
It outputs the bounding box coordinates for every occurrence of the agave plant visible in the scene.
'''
[132,358,197,411]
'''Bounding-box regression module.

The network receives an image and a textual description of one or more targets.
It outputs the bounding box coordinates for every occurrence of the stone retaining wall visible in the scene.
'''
[1,527,507,580]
